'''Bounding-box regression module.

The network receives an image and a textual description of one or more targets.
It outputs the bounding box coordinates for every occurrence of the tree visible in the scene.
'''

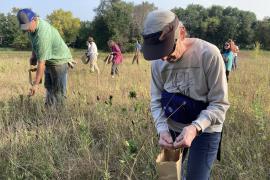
[132,2,156,40]
[218,15,238,46]
[205,17,221,45]
[0,13,6,47]
[236,11,257,48]
[74,21,91,49]
[173,5,259,49]
[178,5,209,38]
[0,8,30,48]
[92,0,134,51]
[90,16,111,50]
[12,32,31,49]
[104,1,133,51]
[47,9,81,46]
[254,18,270,49]
[208,5,223,18]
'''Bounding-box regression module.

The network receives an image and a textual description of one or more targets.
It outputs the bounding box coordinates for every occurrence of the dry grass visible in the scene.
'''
[0,49,269,179]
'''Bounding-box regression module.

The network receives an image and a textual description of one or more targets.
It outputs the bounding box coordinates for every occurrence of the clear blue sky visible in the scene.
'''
[0,0,269,21]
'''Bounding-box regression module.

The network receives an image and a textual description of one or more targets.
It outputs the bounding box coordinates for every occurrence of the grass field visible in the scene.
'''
[0,49,269,179]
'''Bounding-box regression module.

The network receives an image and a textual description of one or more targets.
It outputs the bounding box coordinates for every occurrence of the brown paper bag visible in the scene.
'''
[156,149,182,180]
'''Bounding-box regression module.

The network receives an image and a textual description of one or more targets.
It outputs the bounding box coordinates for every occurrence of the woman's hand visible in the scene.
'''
[159,131,174,150]
[173,125,197,148]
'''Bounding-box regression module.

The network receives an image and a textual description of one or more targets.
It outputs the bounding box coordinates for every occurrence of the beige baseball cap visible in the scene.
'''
[142,10,180,60]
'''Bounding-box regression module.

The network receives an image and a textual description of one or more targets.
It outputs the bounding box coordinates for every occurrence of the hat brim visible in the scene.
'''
[20,23,31,30]
[142,30,175,61]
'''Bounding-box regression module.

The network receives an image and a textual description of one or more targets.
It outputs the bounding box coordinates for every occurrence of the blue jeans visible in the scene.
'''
[44,63,68,106]
[170,130,221,180]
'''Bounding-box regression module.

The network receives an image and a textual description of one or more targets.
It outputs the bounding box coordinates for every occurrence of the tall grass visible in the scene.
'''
[0,50,269,179]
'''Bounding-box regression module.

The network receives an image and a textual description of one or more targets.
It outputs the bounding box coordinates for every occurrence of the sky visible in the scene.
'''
[0,0,269,21]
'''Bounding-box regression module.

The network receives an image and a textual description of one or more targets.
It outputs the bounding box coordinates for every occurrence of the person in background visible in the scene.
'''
[142,10,229,179]
[227,39,239,70]
[232,44,239,70]
[87,36,100,74]
[17,8,73,106]
[132,40,141,64]
[107,40,123,78]
[223,41,234,81]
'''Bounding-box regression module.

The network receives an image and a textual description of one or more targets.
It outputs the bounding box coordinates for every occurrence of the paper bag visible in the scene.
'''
[156,149,182,180]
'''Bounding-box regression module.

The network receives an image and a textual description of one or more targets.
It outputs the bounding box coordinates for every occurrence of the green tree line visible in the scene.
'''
[1,1,270,51]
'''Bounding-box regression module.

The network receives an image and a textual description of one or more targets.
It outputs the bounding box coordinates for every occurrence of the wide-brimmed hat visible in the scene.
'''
[141,10,180,60]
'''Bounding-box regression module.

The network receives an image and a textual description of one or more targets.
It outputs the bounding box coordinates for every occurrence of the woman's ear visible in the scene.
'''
[179,27,186,41]
[32,17,38,29]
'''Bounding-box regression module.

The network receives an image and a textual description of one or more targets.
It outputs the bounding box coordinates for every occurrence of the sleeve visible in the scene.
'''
[93,43,98,54]
[87,43,91,51]
[35,27,52,61]
[193,51,230,131]
[86,44,91,56]
[114,44,121,53]
[150,62,169,134]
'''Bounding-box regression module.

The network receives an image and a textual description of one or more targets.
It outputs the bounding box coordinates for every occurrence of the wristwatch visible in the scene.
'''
[192,122,202,136]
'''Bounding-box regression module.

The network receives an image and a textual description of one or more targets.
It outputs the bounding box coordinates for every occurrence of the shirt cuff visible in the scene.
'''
[156,122,169,135]
[193,115,211,132]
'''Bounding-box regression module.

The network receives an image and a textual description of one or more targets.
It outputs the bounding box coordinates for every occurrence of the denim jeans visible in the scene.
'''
[170,130,221,180]
[44,63,68,106]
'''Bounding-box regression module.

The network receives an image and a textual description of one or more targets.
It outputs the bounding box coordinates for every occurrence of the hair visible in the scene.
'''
[88,36,94,42]
[107,40,114,47]
[227,39,237,52]
[178,21,184,28]
[174,24,180,40]
[175,20,187,40]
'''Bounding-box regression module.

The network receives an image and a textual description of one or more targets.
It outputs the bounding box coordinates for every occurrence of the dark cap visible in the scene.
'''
[17,8,36,30]
[88,37,94,42]
[142,10,180,60]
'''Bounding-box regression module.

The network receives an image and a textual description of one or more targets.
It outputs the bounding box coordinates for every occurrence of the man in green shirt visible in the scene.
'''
[17,8,72,106]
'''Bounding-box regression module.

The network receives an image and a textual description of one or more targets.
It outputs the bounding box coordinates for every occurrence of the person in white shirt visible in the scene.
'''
[87,37,100,74]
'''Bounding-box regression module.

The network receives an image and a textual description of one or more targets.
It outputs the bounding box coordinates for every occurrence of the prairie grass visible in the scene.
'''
[0,50,269,179]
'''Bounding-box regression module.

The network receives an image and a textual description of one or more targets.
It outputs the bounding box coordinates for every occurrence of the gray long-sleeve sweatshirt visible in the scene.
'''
[150,38,230,134]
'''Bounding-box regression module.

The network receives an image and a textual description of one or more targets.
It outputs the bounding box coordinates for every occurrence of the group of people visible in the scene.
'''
[18,7,231,179]
[85,37,142,77]
[222,39,240,81]
[85,37,124,78]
